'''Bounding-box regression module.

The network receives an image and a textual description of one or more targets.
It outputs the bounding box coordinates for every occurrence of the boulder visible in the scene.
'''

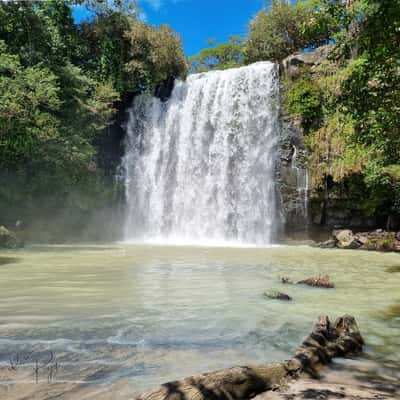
[355,234,369,245]
[282,45,333,80]
[333,229,361,249]
[0,226,23,249]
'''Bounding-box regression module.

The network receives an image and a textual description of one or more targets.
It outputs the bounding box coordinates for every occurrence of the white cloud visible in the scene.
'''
[141,0,185,11]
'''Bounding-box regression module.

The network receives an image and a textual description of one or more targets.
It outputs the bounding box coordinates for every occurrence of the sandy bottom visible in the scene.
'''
[1,359,399,400]
[257,361,399,400]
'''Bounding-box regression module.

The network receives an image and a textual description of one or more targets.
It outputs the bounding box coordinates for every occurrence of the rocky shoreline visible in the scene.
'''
[315,229,400,252]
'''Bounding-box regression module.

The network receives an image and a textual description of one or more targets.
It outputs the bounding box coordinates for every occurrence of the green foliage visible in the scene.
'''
[306,112,372,186]
[78,11,132,92]
[280,0,400,219]
[125,22,188,90]
[0,38,118,190]
[0,1,79,66]
[189,37,244,72]
[245,0,338,63]
[80,0,138,17]
[0,41,60,167]
[284,74,322,128]
[0,0,187,239]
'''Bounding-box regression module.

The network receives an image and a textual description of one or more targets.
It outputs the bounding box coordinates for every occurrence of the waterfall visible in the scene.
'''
[122,62,280,245]
[291,145,309,224]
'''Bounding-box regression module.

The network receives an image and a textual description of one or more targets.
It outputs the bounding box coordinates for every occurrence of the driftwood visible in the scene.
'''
[281,275,335,288]
[137,315,364,400]
[297,275,335,289]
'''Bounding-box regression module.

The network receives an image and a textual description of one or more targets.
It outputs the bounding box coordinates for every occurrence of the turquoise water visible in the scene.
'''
[0,244,399,399]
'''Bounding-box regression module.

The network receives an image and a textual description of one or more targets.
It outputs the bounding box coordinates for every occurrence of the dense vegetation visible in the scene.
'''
[245,0,338,63]
[279,0,400,226]
[0,0,187,240]
[1,0,399,241]
[189,36,244,73]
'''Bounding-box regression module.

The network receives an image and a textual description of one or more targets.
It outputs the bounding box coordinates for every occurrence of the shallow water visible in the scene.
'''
[0,244,399,399]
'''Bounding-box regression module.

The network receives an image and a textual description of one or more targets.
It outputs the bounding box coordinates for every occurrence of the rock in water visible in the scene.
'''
[333,229,361,249]
[315,239,336,249]
[263,291,292,301]
[297,275,335,288]
[281,277,294,284]
[0,226,23,249]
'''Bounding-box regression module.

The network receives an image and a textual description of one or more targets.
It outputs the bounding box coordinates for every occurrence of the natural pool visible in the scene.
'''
[0,244,399,399]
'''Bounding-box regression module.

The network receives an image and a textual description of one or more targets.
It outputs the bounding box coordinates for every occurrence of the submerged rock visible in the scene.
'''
[0,226,23,249]
[0,256,20,265]
[297,275,335,289]
[385,265,400,273]
[281,277,294,284]
[381,304,400,320]
[315,239,336,249]
[263,291,292,301]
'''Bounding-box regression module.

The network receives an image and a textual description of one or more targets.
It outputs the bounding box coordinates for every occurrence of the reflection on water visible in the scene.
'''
[380,303,400,320]
[0,244,399,399]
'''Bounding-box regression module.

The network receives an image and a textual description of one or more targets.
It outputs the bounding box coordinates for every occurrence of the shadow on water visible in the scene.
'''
[27,245,121,253]
[380,303,400,320]
[0,256,20,266]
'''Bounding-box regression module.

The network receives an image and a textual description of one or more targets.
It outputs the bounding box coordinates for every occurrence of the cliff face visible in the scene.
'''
[276,114,309,234]
[277,45,386,234]
[276,49,330,235]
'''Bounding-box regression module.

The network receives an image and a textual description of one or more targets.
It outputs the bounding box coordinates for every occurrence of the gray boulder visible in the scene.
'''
[282,45,333,80]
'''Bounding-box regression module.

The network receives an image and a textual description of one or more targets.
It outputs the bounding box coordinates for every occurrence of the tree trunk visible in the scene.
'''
[137,315,364,400]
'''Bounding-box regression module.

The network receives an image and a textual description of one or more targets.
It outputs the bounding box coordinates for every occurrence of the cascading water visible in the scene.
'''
[122,62,280,245]
[291,145,309,223]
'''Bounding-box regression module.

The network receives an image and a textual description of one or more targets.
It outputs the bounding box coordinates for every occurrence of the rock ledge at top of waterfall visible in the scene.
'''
[187,61,277,79]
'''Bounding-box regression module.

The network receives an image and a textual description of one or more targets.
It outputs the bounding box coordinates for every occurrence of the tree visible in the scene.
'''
[283,0,400,223]
[124,22,188,91]
[189,37,244,73]
[245,0,337,63]
[78,11,132,92]
[0,41,60,169]
[0,1,80,67]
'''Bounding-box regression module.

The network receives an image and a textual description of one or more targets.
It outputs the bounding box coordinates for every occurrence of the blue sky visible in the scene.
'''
[73,0,266,56]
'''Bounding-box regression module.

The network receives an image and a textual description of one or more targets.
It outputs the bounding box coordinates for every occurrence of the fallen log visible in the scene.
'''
[136,315,364,400]
[297,275,335,289]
